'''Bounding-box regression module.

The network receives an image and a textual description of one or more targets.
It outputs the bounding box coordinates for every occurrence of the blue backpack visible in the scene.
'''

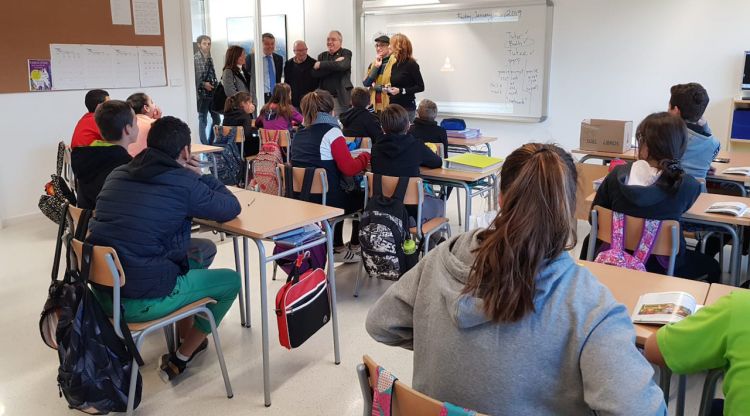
[212,126,244,185]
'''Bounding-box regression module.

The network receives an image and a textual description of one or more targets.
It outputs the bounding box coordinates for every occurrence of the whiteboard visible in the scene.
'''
[362,2,553,121]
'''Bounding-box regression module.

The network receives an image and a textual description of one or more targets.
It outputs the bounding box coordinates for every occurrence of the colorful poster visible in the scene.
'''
[28,59,52,91]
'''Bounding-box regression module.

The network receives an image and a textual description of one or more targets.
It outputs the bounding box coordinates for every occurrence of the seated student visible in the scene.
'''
[366,143,667,415]
[645,291,750,416]
[255,83,303,131]
[339,87,384,143]
[371,104,443,223]
[291,90,371,263]
[583,112,721,282]
[126,92,162,156]
[222,91,259,156]
[87,116,241,381]
[71,89,110,148]
[669,82,720,179]
[70,100,138,209]
[408,99,448,158]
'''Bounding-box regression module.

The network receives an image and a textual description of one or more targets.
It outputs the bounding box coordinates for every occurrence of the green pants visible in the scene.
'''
[97,268,240,334]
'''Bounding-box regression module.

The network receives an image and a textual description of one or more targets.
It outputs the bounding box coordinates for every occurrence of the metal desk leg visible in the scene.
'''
[462,183,472,232]
[232,236,246,326]
[243,237,251,328]
[676,374,686,416]
[252,238,272,407]
[491,174,499,211]
[485,143,492,157]
[324,220,341,365]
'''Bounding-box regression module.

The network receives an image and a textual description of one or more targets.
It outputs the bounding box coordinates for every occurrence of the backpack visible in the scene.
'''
[39,142,77,225]
[594,211,662,271]
[359,175,419,281]
[41,205,145,413]
[212,126,243,185]
[252,129,285,195]
[273,165,327,275]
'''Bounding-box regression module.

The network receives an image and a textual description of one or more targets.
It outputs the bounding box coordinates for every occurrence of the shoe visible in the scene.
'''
[333,244,361,264]
[159,339,209,382]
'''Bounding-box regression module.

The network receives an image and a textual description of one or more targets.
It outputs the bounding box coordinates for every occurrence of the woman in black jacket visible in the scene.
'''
[384,34,424,122]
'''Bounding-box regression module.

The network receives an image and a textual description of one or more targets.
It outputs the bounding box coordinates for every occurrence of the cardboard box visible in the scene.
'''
[579,119,633,153]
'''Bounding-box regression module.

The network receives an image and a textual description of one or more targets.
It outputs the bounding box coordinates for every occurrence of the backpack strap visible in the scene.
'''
[56,141,66,176]
[373,174,384,198]
[284,164,294,198]
[610,211,626,251]
[75,209,93,241]
[51,204,69,282]
[633,219,663,265]
[299,167,316,202]
[392,177,410,202]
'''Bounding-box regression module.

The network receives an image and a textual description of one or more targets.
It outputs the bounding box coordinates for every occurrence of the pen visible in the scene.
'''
[247,198,255,207]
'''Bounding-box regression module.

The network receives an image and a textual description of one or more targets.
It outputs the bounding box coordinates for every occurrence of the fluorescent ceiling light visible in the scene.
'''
[364,0,439,7]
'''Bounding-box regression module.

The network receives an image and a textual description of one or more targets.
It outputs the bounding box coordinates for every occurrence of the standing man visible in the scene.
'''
[312,30,353,117]
[363,35,394,114]
[284,40,318,108]
[247,33,284,103]
[194,35,220,145]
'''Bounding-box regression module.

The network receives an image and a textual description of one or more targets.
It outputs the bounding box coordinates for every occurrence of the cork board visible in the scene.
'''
[0,0,165,94]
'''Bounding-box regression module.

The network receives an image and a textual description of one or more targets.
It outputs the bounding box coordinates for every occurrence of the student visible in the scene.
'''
[222,92,259,156]
[408,99,448,158]
[70,100,138,209]
[71,89,109,148]
[126,92,162,156]
[339,87,384,143]
[291,90,370,263]
[584,112,721,282]
[669,82,720,179]
[255,83,303,131]
[366,143,667,415]
[645,291,750,416]
[88,116,241,381]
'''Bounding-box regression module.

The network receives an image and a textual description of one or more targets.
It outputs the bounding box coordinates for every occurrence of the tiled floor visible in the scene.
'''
[0,197,714,415]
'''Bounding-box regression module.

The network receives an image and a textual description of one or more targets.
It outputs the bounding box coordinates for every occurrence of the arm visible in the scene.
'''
[187,175,242,222]
[222,69,240,97]
[330,136,370,176]
[291,109,304,125]
[363,63,378,87]
[366,116,384,143]
[404,61,425,96]
[419,143,442,168]
[317,49,352,73]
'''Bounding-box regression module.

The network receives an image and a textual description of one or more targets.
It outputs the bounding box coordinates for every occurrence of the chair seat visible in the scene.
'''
[120,298,217,332]
[410,217,449,236]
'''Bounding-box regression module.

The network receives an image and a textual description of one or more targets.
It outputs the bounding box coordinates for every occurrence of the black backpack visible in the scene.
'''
[212,126,244,185]
[358,175,419,280]
[40,205,145,414]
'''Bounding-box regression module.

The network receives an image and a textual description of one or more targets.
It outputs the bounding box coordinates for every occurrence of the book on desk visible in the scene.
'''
[705,201,750,217]
[722,166,750,176]
[444,154,503,173]
[632,291,699,325]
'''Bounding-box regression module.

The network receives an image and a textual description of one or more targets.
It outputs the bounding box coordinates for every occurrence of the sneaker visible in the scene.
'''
[333,244,361,264]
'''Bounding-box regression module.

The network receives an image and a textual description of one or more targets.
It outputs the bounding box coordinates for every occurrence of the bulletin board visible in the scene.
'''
[0,0,165,94]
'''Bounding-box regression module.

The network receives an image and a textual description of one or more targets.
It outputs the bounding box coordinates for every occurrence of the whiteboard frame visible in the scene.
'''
[358,0,554,122]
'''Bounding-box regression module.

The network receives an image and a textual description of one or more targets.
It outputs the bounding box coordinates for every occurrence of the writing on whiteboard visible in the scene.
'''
[489,30,539,108]
[456,9,522,24]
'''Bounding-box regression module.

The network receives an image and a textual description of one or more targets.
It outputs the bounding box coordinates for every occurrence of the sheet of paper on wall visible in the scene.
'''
[83,45,116,89]
[110,0,132,25]
[112,45,141,88]
[132,0,161,35]
[137,46,166,87]
[50,44,86,90]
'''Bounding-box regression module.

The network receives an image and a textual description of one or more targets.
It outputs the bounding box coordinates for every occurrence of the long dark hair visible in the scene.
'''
[223,45,245,72]
[224,91,252,114]
[300,89,335,126]
[464,143,578,323]
[637,112,688,193]
[260,83,293,121]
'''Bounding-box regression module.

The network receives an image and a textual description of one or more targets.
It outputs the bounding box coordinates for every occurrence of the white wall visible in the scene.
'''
[304,0,359,77]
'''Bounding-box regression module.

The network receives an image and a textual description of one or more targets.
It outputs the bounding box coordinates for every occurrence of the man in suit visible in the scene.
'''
[312,30,353,117]
[246,33,283,103]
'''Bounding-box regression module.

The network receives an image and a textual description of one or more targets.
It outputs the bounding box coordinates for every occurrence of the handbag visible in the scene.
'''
[212,82,227,113]
[275,253,331,349]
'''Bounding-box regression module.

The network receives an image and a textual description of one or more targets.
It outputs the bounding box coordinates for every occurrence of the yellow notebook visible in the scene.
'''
[445,154,503,173]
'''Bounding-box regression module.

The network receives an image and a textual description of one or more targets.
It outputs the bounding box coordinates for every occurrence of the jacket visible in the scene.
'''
[387,59,425,111]
[70,143,132,209]
[284,56,318,108]
[70,112,102,148]
[87,148,241,299]
[222,109,260,156]
[409,118,449,158]
[339,106,384,143]
[221,67,255,99]
[371,132,442,177]
[366,229,667,416]
[255,102,303,131]
[681,121,721,179]
[247,52,284,98]
[312,48,353,107]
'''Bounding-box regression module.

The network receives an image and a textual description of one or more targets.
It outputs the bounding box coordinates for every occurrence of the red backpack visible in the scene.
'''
[252,129,284,194]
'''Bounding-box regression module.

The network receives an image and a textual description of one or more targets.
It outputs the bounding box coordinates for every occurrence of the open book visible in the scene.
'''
[722,166,750,176]
[705,202,750,217]
[632,292,698,324]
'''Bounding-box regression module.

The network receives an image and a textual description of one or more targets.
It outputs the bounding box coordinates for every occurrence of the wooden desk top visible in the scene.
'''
[191,143,223,155]
[447,136,497,146]
[420,166,499,183]
[571,148,638,161]
[195,189,343,239]
[704,283,749,305]
[683,193,750,227]
[580,260,710,345]
[709,152,750,184]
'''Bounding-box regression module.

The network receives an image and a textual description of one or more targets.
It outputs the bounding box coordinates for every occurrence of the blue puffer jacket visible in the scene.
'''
[88,148,241,299]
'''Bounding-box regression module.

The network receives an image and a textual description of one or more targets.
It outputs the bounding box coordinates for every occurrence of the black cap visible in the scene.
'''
[374,35,390,44]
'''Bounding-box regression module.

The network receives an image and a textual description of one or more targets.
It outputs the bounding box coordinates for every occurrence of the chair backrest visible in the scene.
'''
[359,355,486,416]
[260,128,290,147]
[70,238,126,288]
[364,172,422,205]
[592,206,679,256]
[276,163,328,202]
[575,163,609,221]
[213,125,245,144]
[68,205,83,233]
[345,136,372,149]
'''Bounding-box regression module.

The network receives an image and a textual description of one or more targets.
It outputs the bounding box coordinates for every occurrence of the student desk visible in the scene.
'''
[707,151,750,196]
[420,166,500,231]
[447,136,497,157]
[194,188,344,407]
[705,283,748,305]
[571,148,638,163]
[191,143,223,178]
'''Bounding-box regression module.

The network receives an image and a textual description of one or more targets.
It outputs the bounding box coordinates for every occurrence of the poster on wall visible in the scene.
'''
[28,59,52,91]
[226,15,288,62]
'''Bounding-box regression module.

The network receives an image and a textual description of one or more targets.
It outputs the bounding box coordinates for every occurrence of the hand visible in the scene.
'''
[708,165,717,175]
[335,56,345,62]
[183,155,203,175]
[314,62,321,70]
[247,103,256,114]
[152,106,163,119]
[203,82,214,91]
[373,56,383,68]
[387,87,400,95]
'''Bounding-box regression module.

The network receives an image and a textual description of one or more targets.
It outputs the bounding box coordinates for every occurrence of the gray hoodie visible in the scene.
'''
[366,229,667,416]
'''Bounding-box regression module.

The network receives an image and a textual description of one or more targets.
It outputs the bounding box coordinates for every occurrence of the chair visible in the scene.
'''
[357,355,487,416]
[586,205,680,275]
[698,369,724,416]
[355,173,451,296]
[69,239,233,414]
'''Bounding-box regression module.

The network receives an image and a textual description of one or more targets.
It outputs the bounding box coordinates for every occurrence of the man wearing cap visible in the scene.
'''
[363,34,394,114]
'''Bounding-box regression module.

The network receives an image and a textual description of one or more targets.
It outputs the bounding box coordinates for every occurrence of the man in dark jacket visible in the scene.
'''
[71,100,138,209]
[284,40,317,108]
[312,30,353,116]
[88,116,242,381]
[339,87,384,143]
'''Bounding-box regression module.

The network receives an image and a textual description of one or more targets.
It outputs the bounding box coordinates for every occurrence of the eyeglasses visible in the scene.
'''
[293,48,308,52]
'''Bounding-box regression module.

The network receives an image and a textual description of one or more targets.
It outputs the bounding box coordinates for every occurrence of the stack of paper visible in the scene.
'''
[446,128,481,139]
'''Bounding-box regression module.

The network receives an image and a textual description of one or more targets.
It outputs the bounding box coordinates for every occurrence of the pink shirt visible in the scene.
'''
[127,114,156,156]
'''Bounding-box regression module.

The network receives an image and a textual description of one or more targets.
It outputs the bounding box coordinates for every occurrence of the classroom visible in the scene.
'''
[2,0,750,415]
